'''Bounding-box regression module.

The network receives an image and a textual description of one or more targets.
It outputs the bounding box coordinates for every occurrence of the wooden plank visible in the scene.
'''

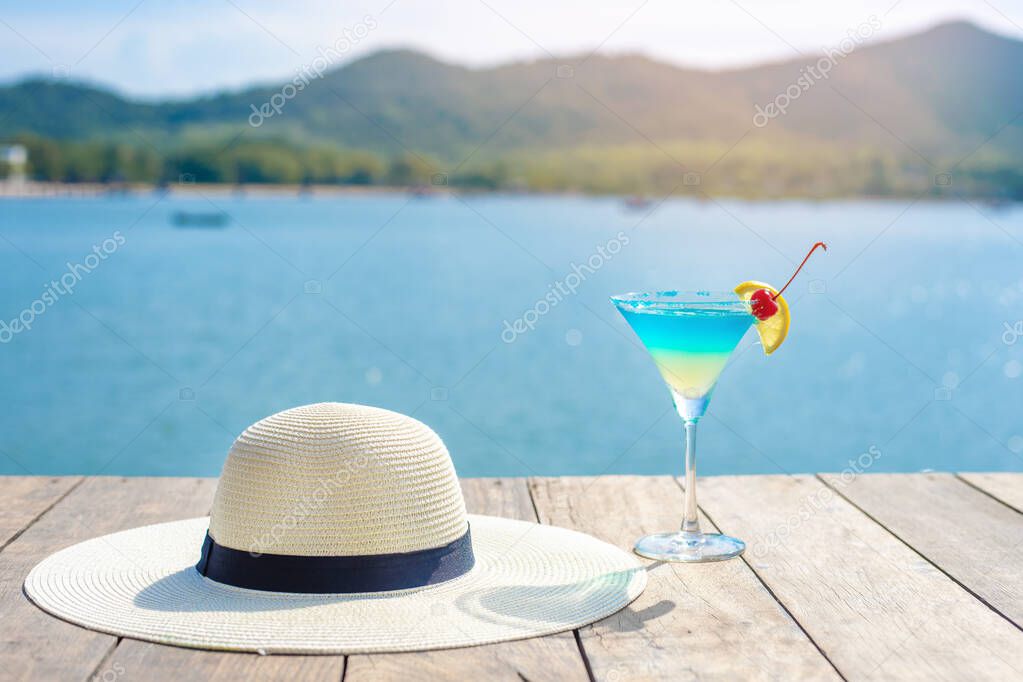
[7,473,1020,680]
[345,478,590,682]
[0,477,217,681]
[0,476,81,549]
[103,641,344,681]
[699,474,1023,680]
[820,472,1023,628]
[958,472,1023,514]
[529,475,839,681]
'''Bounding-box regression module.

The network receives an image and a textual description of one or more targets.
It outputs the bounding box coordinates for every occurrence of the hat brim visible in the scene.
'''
[24,514,646,654]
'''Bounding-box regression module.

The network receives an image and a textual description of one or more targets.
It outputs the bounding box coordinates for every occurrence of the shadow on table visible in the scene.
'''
[453,567,669,629]
[133,566,655,629]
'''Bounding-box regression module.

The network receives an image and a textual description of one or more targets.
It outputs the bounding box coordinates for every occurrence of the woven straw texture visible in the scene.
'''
[210,403,467,556]
[24,402,646,653]
[25,515,646,653]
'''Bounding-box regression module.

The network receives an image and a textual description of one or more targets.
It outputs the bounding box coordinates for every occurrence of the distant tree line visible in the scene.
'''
[3,133,1022,201]
[4,134,511,189]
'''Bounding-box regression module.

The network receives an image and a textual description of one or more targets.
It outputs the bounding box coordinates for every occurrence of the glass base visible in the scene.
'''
[634,531,746,563]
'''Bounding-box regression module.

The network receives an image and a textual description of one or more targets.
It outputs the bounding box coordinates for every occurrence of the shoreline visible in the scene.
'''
[0,181,422,199]
[0,180,1017,205]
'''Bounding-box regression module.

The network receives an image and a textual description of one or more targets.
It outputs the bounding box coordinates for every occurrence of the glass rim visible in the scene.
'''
[610,289,744,304]
[610,290,752,315]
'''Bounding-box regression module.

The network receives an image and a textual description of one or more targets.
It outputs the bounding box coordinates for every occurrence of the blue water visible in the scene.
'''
[1,192,1022,477]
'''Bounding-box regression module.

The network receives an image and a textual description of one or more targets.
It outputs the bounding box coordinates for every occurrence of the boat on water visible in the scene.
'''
[409,185,437,198]
[623,195,653,210]
[171,211,230,228]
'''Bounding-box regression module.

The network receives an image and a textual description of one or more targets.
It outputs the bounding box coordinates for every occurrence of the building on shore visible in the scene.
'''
[1,144,28,187]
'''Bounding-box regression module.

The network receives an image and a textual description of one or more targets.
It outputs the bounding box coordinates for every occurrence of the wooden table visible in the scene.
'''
[2,473,1022,680]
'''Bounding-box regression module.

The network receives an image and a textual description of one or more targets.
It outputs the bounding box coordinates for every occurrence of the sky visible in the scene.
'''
[1,0,1022,98]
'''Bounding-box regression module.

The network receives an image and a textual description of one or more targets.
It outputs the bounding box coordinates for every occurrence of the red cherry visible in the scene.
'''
[749,288,779,320]
[746,242,828,321]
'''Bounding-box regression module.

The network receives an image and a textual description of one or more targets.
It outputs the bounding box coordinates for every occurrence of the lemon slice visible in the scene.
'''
[734,280,790,355]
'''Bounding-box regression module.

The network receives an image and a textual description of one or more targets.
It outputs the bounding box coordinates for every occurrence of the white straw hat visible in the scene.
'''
[25,403,645,653]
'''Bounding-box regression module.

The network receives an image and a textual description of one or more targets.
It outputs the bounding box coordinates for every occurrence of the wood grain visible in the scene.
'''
[529,475,839,682]
[1,477,217,681]
[0,476,81,549]
[958,472,1023,514]
[700,474,1023,681]
[7,474,1023,680]
[104,641,344,681]
[820,472,1023,627]
[345,478,590,681]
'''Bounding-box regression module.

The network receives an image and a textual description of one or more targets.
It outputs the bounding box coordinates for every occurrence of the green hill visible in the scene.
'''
[1,20,1021,198]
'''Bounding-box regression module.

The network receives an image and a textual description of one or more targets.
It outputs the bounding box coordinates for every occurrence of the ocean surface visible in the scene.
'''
[2,192,1021,478]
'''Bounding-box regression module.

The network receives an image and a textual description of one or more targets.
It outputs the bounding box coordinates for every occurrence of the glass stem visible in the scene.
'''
[681,419,702,538]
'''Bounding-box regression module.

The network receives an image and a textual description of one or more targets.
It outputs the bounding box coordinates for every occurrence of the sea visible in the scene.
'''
[1,191,1021,477]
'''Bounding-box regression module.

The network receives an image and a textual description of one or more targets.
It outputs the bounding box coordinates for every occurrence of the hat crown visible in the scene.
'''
[209,403,468,557]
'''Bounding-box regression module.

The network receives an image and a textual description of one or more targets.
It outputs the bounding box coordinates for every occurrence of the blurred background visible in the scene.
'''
[0,1,1021,477]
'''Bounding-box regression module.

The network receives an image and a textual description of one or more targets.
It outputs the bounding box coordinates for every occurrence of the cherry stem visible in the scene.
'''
[773,241,827,299]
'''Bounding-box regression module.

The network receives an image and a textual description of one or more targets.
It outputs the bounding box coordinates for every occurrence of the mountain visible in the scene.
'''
[1,21,1021,197]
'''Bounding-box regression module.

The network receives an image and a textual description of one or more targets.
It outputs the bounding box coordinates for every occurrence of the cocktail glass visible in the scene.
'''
[611,290,753,562]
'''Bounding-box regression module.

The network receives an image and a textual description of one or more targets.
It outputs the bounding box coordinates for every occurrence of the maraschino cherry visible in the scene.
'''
[750,241,827,321]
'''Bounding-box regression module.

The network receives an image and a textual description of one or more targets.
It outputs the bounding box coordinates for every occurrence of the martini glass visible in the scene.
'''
[611,290,753,562]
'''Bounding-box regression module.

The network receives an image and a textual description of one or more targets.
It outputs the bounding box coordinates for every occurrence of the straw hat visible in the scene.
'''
[25,403,645,653]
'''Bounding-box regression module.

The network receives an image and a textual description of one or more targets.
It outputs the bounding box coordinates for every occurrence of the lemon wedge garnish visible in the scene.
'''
[734,280,790,355]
